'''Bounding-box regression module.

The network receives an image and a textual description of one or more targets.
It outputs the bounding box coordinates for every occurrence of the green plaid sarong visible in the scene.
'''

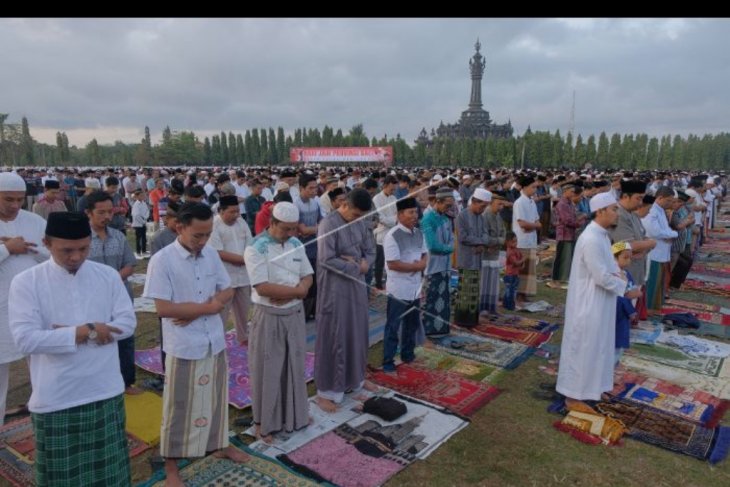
[32,394,130,487]
[453,268,481,327]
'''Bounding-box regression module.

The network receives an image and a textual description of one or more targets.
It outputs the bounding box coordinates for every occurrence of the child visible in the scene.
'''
[131,189,150,259]
[503,232,524,311]
[613,241,642,365]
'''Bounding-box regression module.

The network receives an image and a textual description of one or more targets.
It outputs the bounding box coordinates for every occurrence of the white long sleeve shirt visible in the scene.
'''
[642,203,678,263]
[0,210,49,365]
[131,200,150,228]
[512,193,540,249]
[373,191,397,245]
[9,259,136,413]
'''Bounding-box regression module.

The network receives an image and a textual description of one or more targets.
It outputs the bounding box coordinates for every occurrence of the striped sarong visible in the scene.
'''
[32,394,130,487]
[517,248,538,296]
[479,260,501,314]
[646,260,666,312]
[423,270,451,336]
[551,241,575,282]
[161,349,229,458]
[454,269,481,327]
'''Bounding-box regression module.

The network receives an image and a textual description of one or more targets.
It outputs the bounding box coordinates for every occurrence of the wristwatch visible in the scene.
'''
[86,323,98,341]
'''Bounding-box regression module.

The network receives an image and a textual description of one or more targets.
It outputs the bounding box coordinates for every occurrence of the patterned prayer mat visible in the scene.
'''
[477,312,552,331]
[279,394,469,487]
[148,442,321,487]
[367,363,500,417]
[682,279,730,298]
[461,322,558,348]
[613,383,716,426]
[620,354,730,400]
[430,331,535,370]
[0,416,149,487]
[612,369,730,428]
[659,307,730,326]
[412,347,496,381]
[595,398,730,464]
[135,330,316,409]
[626,343,726,377]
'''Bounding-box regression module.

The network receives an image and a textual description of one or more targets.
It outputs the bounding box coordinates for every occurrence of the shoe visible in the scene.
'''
[143,251,151,258]
[134,253,142,260]
[382,363,396,373]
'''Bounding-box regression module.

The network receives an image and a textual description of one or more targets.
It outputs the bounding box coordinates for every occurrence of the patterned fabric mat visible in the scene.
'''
[430,330,535,370]
[367,363,500,417]
[279,393,470,487]
[135,330,316,409]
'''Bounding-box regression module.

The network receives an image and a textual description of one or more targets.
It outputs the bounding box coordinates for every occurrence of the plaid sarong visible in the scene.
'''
[518,248,538,296]
[32,394,130,487]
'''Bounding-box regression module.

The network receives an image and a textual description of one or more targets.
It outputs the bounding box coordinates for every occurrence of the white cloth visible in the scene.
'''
[383,223,428,301]
[0,172,27,191]
[9,259,136,413]
[261,187,274,202]
[208,214,252,287]
[0,210,49,365]
[143,240,231,360]
[641,203,678,263]
[512,193,539,249]
[556,222,626,401]
[244,233,313,309]
[372,191,397,245]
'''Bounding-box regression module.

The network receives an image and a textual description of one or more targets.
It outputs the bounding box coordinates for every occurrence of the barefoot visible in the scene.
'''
[219,445,250,463]
[564,398,597,414]
[164,460,184,487]
[315,395,339,413]
[125,385,145,395]
[352,392,369,402]
[362,380,381,393]
[254,425,274,444]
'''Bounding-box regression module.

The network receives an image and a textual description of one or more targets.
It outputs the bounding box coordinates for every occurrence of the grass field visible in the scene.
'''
[3,245,729,487]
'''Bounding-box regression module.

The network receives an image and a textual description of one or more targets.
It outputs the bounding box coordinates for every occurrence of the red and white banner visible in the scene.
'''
[290,147,393,165]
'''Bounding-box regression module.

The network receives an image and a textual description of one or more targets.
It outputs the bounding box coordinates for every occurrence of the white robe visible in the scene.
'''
[0,210,48,364]
[556,221,626,401]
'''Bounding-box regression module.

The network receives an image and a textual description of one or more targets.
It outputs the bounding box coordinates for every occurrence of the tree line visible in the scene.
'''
[1,113,729,170]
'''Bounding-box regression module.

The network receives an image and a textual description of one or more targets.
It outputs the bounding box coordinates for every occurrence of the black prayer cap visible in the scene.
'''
[218,195,239,209]
[676,191,690,202]
[396,197,418,212]
[620,179,647,195]
[642,194,656,206]
[280,169,296,178]
[45,212,91,239]
[593,180,609,188]
[518,175,535,187]
[44,180,60,189]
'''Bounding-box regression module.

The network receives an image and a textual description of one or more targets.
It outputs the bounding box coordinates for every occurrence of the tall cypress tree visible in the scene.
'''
[220,131,229,164]
[20,116,34,165]
[236,134,245,165]
[203,137,212,164]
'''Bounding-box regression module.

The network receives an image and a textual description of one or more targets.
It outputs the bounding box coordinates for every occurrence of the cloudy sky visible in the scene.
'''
[2,18,729,148]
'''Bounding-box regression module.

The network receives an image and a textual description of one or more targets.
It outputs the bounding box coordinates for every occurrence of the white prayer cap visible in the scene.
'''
[431,174,443,183]
[707,176,715,184]
[85,178,101,189]
[685,188,699,199]
[272,201,299,223]
[274,181,289,192]
[589,192,617,213]
[0,172,27,192]
[472,188,492,203]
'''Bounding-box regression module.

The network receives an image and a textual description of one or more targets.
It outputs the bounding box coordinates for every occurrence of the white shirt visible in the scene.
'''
[261,187,274,202]
[244,232,313,309]
[9,259,136,413]
[642,203,678,263]
[131,200,150,228]
[556,222,626,401]
[383,223,428,301]
[512,193,540,249]
[373,191,397,245]
[204,182,216,196]
[208,214,252,288]
[0,210,49,364]
[234,182,251,214]
[143,240,231,360]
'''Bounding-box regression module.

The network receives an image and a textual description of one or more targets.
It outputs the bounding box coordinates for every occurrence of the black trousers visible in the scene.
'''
[374,244,385,289]
[134,226,147,253]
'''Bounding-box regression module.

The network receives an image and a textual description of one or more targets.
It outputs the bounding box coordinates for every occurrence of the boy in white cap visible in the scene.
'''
[556,192,627,413]
[244,201,313,442]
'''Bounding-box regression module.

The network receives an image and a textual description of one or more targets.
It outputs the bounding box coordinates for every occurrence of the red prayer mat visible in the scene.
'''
[660,307,730,326]
[463,323,557,347]
[367,363,500,417]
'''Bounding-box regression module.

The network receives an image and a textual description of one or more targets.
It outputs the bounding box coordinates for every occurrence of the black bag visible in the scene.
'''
[669,253,693,289]
[362,396,407,421]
